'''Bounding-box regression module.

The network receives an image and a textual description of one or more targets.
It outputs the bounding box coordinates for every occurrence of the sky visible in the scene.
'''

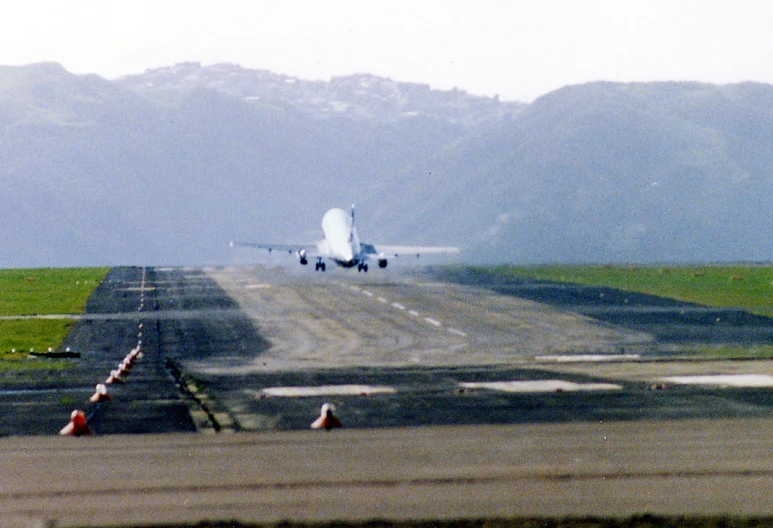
[1,0,772,102]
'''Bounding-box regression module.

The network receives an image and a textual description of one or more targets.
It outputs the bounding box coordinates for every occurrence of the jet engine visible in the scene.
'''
[378,259,388,269]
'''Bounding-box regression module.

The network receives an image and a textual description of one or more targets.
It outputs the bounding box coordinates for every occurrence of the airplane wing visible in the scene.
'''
[230,241,320,255]
[366,244,460,258]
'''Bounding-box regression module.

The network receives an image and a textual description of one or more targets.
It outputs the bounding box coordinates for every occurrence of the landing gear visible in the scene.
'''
[357,263,368,272]
[315,259,326,272]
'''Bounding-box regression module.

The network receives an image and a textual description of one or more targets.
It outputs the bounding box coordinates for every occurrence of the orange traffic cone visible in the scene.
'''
[89,383,111,403]
[59,410,92,436]
[311,403,342,431]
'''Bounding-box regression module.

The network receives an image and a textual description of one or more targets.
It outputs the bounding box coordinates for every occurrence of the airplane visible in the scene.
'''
[232,205,459,272]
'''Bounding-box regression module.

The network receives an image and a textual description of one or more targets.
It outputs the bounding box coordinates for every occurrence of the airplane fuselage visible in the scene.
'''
[320,207,362,268]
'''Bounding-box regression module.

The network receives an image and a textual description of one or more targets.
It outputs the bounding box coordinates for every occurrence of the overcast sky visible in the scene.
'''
[1,0,771,102]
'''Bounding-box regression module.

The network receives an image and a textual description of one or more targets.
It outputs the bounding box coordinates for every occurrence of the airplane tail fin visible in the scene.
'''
[349,203,355,243]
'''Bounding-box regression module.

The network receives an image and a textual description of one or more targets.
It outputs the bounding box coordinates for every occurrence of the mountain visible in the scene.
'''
[115,62,523,126]
[0,61,772,267]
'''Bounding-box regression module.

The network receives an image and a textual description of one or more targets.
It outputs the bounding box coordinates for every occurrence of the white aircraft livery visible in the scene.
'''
[233,205,459,272]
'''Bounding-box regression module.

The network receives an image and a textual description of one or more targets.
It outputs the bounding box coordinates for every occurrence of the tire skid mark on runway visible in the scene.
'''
[7,466,773,503]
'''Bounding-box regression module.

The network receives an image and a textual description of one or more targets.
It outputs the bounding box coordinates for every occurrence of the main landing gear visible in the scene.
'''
[315,258,326,272]
[357,263,368,272]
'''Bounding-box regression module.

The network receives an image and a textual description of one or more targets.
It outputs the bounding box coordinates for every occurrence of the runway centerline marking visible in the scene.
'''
[335,282,465,336]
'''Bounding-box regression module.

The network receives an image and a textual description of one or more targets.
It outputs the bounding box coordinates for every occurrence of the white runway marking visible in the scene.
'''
[338,281,453,332]
[245,284,271,290]
[538,354,641,362]
[460,380,622,393]
[258,385,397,397]
[662,374,773,387]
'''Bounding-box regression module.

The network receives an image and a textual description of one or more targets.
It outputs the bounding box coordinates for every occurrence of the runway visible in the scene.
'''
[4,264,773,525]
[204,266,653,372]
[4,419,773,527]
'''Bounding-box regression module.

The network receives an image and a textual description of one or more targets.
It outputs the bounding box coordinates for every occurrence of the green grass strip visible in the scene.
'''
[0,318,76,357]
[0,267,109,369]
[484,265,773,316]
[0,267,109,315]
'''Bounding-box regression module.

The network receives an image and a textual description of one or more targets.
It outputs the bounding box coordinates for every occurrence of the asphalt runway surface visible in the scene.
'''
[5,418,773,527]
[4,264,773,526]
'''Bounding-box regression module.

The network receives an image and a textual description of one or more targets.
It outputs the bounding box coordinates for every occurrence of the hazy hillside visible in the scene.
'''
[1,62,772,267]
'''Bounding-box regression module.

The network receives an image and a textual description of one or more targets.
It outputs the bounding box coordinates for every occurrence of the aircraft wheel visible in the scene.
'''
[363,264,368,272]
[321,263,326,272]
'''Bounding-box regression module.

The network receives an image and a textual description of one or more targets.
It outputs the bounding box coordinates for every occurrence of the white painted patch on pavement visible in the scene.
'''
[259,385,397,397]
[460,380,622,393]
[447,328,467,337]
[408,310,420,317]
[424,317,442,327]
[662,374,773,387]
[377,297,389,303]
[391,303,406,310]
[362,290,374,297]
[245,284,271,290]
[538,354,641,362]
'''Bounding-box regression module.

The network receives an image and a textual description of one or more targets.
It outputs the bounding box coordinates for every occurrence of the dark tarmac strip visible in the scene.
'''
[2,418,773,527]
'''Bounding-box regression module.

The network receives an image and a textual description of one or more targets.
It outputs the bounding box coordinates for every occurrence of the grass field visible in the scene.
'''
[470,264,773,360]
[486,264,773,316]
[0,267,109,367]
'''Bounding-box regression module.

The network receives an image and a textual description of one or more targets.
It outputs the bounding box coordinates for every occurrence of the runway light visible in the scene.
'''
[311,403,343,431]
[59,410,92,436]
